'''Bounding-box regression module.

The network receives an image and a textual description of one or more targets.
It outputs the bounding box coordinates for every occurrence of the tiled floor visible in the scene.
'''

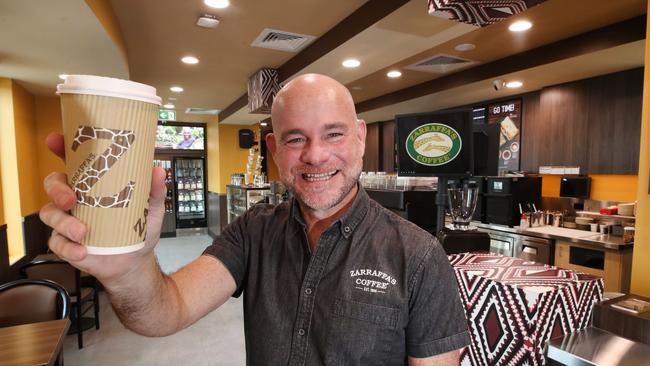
[62,234,246,365]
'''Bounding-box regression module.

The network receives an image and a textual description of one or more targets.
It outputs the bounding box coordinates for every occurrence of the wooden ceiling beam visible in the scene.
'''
[355,15,647,114]
[218,0,410,123]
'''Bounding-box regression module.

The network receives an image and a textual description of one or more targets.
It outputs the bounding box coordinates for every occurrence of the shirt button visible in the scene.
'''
[298,328,305,336]
[305,288,312,295]
[344,226,351,233]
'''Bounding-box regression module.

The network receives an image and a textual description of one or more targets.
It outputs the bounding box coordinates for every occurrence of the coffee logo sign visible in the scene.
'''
[405,123,462,166]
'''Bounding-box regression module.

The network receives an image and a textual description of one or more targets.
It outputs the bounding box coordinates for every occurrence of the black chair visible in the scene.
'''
[1,279,71,366]
[21,259,100,349]
[0,278,71,326]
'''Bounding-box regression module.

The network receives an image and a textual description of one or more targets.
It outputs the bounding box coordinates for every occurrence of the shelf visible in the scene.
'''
[576,211,636,221]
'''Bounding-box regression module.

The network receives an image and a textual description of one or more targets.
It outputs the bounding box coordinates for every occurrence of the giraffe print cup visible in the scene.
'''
[57,75,161,255]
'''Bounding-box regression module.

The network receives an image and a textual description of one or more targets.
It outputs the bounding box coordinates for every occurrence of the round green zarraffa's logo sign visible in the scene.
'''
[406,123,462,166]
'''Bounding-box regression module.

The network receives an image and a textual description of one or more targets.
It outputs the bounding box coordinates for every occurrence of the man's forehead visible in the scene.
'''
[278,121,350,137]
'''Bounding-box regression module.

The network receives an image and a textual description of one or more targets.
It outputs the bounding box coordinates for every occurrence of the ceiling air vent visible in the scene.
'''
[185,108,221,115]
[405,54,475,74]
[251,28,316,52]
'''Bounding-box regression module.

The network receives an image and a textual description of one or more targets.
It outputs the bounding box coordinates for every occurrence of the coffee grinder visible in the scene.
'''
[437,179,491,254]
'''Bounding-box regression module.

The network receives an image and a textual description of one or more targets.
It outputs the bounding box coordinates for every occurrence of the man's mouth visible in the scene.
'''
[301,170,339,182]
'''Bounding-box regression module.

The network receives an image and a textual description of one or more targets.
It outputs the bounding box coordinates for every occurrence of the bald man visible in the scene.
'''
[40,74,469,365]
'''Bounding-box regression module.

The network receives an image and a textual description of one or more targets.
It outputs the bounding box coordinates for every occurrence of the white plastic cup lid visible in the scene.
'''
[57,75,161,105]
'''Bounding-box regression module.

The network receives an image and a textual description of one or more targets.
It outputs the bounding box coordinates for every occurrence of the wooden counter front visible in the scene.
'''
[555,240,632,293]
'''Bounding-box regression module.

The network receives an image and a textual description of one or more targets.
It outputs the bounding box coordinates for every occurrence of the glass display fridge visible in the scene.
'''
[174,157,207,228]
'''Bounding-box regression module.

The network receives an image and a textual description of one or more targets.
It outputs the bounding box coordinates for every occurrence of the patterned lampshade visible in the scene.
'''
[428,0,548,27]
[248,68,281,114]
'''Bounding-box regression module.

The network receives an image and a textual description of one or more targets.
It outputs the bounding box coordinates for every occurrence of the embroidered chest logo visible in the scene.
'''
[349,269,397,294]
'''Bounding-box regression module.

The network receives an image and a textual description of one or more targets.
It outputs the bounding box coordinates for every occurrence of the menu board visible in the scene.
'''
[488,99,521,174]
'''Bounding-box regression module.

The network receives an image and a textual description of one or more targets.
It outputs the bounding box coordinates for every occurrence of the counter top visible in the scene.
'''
[474,222,633,250]
[547,327,650,366]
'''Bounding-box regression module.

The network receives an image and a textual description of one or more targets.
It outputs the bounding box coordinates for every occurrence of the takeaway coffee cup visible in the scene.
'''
[57,75,161,255]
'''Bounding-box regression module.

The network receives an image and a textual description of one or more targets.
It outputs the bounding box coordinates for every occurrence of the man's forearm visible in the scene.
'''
[105,254,189,337]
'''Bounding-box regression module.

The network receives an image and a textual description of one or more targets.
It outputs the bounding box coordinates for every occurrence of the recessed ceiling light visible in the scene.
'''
[260,121,268,126]
[181,56,199,64]
[342,59,361,68]
[454,43,476,52]
[168,97,177,101]
[58,74,69,80]
[509,20,532,32]
[170,86,184,92]
[387,70,402,78]
[505,81,523,88]
[204,0,229,9]
[163,103,175,109]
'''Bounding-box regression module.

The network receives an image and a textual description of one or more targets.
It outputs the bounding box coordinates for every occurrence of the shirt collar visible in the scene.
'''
[290,184,370,238]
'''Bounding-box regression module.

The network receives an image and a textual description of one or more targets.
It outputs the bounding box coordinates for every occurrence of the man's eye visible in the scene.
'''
[286,137,305,145]
[327,132,344,139]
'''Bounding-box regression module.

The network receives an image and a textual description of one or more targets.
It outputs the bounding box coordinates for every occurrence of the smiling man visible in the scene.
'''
[40,73,469,365]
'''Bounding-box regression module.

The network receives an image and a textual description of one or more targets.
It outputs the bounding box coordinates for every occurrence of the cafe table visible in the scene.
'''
[448,252,603,366]
[0,319,70,366]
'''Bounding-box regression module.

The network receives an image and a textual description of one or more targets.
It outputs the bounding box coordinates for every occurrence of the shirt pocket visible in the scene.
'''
[325,298,403,365]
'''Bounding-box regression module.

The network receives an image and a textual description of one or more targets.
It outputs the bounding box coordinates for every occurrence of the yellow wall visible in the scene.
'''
[630,7,650,296]
[217,124,260,193]
[11,82,42,215]
[0,78,26,262]
[206,118,221,193]
[84,0,129,73]
[541,175,638,202]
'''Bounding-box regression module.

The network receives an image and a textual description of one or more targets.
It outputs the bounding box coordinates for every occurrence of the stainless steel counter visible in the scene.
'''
[474,222,633,251]
[547,327,650,366]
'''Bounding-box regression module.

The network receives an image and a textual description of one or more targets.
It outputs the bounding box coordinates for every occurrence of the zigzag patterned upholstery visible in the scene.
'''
[448,253,603,365]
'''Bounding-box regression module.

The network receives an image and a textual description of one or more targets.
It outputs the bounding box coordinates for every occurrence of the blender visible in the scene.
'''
[437,180,491,254]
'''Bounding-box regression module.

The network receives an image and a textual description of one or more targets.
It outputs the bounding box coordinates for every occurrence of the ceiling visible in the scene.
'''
[0,0,646,125]
[0,0,128,96]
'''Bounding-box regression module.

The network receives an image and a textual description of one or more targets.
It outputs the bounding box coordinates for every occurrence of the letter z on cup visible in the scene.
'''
[57,75,161,255]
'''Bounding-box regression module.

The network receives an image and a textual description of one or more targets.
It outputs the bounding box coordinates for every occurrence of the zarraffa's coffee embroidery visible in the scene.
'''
[71,126,136,208]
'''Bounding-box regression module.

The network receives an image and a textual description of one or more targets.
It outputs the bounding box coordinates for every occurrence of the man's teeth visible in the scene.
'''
[302,171,337,181]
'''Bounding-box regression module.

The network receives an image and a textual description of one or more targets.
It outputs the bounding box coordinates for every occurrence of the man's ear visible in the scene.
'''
[356,119,367,150]
[266,132,277,158]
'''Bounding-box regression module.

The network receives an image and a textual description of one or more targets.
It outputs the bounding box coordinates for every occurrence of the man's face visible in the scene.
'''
[268,94,366,212]
[183,130,191,139]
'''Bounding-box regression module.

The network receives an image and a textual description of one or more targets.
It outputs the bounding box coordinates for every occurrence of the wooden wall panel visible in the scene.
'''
[381,120,396,173]
[0,225,8,284]
[538,79,591,168]
[586,68,643,174]
[363,122,380,172]
[520,91,542,172]
[518,68,642,174]
[23,212,50,257]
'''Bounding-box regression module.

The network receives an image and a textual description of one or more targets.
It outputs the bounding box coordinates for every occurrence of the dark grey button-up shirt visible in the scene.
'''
[203,188,469,365]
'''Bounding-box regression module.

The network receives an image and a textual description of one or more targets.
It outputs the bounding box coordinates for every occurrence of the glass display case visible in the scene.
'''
[227,185,270,224]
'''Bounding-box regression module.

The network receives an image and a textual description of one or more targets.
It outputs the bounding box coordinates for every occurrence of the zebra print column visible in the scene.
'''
[248,68,281,114]
[428,0,547,27]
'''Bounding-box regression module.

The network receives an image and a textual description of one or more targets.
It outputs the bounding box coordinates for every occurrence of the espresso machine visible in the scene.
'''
[437,180,491,254]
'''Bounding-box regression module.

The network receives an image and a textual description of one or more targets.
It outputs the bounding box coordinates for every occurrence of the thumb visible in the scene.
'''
[149,167,167,206]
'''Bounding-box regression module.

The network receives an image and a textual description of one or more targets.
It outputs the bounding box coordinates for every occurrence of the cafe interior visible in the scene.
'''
[1,0,650,365]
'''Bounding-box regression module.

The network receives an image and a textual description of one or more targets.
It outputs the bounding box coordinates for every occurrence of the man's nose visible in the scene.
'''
[300,140,330,165]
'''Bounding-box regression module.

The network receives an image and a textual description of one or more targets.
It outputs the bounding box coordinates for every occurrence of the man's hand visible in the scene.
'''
[39,132,166,285]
